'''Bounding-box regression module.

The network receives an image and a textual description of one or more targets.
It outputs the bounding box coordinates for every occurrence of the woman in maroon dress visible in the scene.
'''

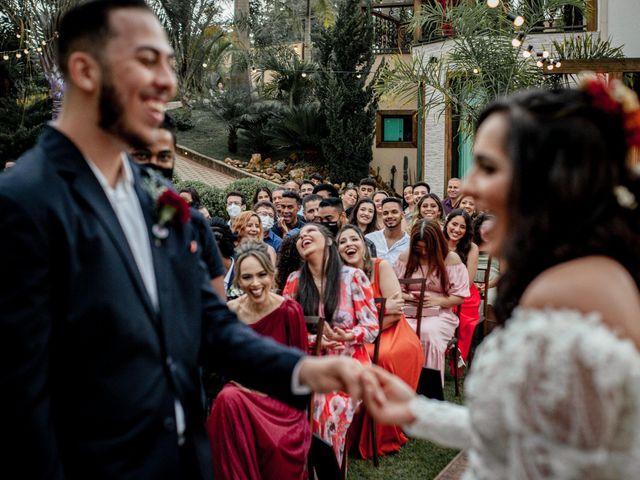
[206,241,310,480]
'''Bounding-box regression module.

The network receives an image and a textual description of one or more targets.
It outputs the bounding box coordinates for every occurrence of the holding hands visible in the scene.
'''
[298,358,418,427]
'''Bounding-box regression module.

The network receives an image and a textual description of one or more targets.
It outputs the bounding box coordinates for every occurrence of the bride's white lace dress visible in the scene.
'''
[404,308,640,479]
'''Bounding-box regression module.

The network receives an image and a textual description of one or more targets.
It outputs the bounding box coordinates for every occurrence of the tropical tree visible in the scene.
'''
[252,46,316,107]
[0,0,77,118]
[150,0,232,103]
[208,87,254,153]
[315,0,376,182]
[375,0,590,129]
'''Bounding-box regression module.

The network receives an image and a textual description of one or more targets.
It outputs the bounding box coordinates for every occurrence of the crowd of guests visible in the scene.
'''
[129,115,500,478]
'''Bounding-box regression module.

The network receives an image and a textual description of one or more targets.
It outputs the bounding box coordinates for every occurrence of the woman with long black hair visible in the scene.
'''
[282,223,378,467]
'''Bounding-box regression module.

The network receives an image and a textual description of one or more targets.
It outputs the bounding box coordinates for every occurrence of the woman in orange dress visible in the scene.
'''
[337,225,423,458]
[283,223,379,466]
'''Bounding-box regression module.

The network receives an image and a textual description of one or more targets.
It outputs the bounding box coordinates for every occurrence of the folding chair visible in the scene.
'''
[398,278,427,337]
[477,255,498,337]
[369,297,386,468]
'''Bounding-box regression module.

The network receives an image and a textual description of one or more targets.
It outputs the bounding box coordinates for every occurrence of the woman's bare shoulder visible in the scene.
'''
[444,251,462,266]
[521,256,640,343]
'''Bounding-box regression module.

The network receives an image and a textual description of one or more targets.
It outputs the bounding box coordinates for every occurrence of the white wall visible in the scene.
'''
[602,0,640,57]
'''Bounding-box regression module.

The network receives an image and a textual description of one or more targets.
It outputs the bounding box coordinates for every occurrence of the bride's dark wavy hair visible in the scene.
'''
[478,88,640,324]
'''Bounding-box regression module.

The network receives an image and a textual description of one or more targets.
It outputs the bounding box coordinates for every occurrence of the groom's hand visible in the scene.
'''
[298,356,364,400]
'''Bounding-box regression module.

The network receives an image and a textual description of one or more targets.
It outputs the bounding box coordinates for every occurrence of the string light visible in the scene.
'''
[15,53,21,59]
[523,45,534,58]
[301,72,307,78]
[356,73,362,78]
[542,50,550,58]
[2,55,8,61]
[202,63,207,68]
[556,60,562,68]
[486,0,500,7]
[0,33,57,62]
[547,63,554,71]
[511,32,525,48]
[507,13,525,27]
[536,53,544,68]
[472,68,480,74]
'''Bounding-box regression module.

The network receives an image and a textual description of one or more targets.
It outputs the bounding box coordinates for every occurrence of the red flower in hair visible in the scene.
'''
[157,189,191,225]
[624,109,640,148]
[583,79,621,114]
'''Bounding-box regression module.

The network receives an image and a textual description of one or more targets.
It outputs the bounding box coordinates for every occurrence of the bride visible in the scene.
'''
[362,77,640,478]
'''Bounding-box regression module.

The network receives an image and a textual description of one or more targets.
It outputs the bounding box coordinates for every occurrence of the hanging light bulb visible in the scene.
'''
[523,45,534,58]
[472,68,480,74]
[486,0,500,7]
[2,55,9,61]
[507,13,525,27]
[547,64,554,71]
[555,60,562,68]
[356,73,362,78]
[542,50,550,58]
[16,53,21,59]
[536,54,544,68]
[23,49,29,54]
[16,33,21,38]
[301,72,307,78]
[511,32,525,48]
[37,47,42,52]
[202,63,207,68]
[42,41,46,46]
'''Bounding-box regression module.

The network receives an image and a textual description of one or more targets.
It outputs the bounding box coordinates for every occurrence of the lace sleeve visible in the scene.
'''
[404,396,472,449]
[466,309,640,479]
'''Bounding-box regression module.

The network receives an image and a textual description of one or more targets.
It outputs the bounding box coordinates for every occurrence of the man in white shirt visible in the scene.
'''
[366,197,410,264]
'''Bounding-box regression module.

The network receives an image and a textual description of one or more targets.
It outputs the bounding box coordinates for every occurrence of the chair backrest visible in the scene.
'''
[371,297,387,365]
[475,255,498,336]
[398,277,427,336]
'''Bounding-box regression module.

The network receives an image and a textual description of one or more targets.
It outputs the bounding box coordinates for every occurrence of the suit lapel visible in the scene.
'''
[132,165,174,322]
[46,128,158,320]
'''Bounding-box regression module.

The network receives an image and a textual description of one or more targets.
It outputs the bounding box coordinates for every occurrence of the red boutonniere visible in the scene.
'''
[142,174,191,245]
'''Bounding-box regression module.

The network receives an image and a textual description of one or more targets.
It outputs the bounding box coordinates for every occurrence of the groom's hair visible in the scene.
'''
[57,0,151,78]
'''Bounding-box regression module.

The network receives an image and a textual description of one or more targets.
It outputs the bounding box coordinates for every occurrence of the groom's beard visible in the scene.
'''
[98,73,149,150]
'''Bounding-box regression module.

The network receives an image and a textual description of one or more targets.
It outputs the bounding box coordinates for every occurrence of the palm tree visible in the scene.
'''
[0,0,78,118]
[376,0,589,129]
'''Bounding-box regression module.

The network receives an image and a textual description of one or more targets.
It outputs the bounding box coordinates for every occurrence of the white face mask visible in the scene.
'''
[226,204,242,219]
[260,214,275,231]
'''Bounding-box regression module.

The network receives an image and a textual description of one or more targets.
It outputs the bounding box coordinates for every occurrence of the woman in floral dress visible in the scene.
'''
[283,223,379,466]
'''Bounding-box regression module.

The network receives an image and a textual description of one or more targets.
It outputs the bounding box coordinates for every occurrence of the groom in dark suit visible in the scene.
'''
[0,1,363,479]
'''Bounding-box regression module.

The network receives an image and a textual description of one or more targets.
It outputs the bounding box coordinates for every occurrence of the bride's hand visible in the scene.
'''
[362,365,417,426]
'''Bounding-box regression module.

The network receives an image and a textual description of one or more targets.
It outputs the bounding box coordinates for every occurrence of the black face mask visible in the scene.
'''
[322,221,340,237]
[145,163,174,181]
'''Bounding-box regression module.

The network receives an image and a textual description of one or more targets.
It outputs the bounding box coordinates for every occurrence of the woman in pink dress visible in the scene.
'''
[394,219,469,400]
[206,241,310,480]
[283,223,379,466]
[444,209,481,364]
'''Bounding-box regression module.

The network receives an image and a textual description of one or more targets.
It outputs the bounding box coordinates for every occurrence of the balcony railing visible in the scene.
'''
[369,2,414,54]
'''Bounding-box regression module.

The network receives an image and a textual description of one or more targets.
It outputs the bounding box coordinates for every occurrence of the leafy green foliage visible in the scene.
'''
[237,100,283,156]
[377,0,591,130]
[207,87,254,153]
[174,177,275,218]
[315,0,377,183]
[265,102,327,163]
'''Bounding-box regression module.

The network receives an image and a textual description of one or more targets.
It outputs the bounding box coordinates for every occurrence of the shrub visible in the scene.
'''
[174,177,275,219]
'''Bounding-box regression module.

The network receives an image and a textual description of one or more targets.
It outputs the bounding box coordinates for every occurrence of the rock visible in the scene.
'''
[288,168,305,181]
[266,167,275,175]
[271,173,282,181]
[275,161,287,172]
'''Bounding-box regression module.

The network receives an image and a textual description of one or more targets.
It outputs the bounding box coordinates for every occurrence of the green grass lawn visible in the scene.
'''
[171,107,254,161]
[347,375,465,479]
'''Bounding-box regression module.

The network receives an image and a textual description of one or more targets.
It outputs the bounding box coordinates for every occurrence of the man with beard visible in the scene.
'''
[0,1,366,479]
[365,197,409,264]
